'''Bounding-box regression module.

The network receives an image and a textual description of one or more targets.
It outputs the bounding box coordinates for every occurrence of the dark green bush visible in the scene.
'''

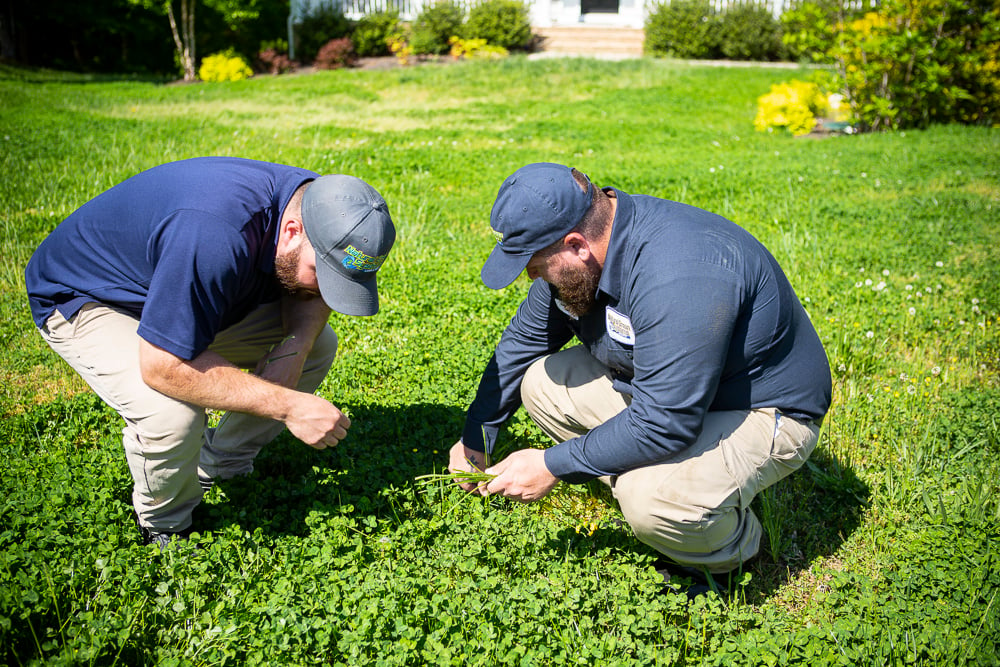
[643,0,722,59]
[295,5,353,63]
[718,3,786,61]
[352,10,401,57]
[463,0,532,50]
[410,0,467,55]
[832,0,1000,131]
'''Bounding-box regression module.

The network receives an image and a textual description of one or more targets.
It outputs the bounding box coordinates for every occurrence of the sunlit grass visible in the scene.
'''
[1,57,998,664]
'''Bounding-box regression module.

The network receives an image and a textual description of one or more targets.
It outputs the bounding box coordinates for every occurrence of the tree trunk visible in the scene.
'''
[167,0,196,81]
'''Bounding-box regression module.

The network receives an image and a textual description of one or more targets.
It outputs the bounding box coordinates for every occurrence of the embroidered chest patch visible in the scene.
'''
[605,306,635,345]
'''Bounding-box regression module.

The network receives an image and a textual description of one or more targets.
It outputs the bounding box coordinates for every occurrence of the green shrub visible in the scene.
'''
[198,50,253,82]
[644,0,722,59]
[314,37,357,69]
[352,10,401,57]
[410,0,466,55]
[718,3,786,61]
[295,5,353,63]
[831,0,1000,131]
[780,0,843,64]
[463,0,532,50]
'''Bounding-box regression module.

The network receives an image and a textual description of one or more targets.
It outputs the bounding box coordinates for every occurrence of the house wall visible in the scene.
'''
[292,0,878,30]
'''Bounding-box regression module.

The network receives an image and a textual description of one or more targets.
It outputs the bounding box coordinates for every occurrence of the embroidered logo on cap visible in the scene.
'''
[342,245,388,273]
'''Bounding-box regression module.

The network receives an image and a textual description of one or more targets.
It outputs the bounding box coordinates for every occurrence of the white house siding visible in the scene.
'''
[291,0,877,31]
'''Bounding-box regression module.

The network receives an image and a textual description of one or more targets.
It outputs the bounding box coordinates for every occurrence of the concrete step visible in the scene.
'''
[533,25,645,56]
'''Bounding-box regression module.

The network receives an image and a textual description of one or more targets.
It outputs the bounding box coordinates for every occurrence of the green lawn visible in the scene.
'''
[1,57,998,665]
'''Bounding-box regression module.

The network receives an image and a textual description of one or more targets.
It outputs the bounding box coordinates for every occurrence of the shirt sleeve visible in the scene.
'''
[544,261,742,483]
[462,280,575,455]
[137,211,250,360]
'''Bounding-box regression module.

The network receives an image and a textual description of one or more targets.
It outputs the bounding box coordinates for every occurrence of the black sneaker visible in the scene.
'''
[198,475,214,493]
[654,561,727,599]
[132,511,192,550]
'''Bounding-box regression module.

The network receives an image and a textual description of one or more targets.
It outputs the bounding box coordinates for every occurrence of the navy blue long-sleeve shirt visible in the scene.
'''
[462,189,832,484]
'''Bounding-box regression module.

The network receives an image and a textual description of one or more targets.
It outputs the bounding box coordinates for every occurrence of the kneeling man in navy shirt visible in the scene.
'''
[26,157,395,548]
[449,163,830,591]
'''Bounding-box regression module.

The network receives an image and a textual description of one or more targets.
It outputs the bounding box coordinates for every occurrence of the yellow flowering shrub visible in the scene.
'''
[448,36,508,60]
[753,79,829,136]
[198,51,253,83]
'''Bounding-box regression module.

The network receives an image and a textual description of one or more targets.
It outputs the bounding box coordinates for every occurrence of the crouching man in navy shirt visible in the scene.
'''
[26,157,395,548]
[448,163,830,591]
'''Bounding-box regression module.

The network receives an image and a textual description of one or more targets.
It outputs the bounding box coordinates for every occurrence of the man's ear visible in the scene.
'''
[563,232,592,261]
[277,217,306,253]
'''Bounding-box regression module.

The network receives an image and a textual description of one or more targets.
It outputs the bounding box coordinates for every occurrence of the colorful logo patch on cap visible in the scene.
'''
[342,245,388,273]
[491,229,504,245]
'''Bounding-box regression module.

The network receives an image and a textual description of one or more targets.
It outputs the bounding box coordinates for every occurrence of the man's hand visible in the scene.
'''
[482,448,558,503]
[284,392,351,450]
[448,441,489,494]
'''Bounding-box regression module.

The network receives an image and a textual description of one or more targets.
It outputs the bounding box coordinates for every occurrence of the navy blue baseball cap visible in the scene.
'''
[302,175,396,316]
[481,163,594,290]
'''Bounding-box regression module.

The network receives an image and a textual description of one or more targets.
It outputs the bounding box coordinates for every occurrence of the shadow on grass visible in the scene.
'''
[0,63,171,84]
[194,401,468,538]
[741,444,870,602]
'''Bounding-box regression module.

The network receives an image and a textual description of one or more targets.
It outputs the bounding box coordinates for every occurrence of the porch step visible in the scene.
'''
[533,25,645,57]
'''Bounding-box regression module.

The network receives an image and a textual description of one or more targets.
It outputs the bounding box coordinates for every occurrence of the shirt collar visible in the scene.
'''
[597,188,634,302]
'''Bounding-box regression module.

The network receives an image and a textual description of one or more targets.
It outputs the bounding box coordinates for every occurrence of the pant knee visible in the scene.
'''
[519,356,551,419]
[312,325,338,367]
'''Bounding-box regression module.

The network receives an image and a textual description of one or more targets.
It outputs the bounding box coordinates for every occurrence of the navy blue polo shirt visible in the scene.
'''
[462,189,832,483]
[26,157,316,360]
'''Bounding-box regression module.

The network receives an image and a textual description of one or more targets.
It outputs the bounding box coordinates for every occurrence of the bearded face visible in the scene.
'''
[274,242,303,294]
[549,261,601,318]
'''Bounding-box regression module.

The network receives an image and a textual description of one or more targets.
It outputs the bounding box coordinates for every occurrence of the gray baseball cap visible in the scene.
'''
[301,175,396,316]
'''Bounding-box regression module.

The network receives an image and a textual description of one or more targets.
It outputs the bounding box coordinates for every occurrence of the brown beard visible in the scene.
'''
[551,262,601,317]
[274,244,302,294]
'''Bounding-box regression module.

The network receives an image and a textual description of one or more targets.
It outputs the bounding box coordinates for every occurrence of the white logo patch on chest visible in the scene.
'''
[605,306,635,345]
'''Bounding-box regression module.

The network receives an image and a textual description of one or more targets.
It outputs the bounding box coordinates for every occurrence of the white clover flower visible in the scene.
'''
[909,307,916,315]
[882,269,890,276]
[874,281,886,291]
[972,298,980,304]
[866,331,874,338]
[905,284,913,290]
[936,261,944,267]
[907,385,916,395]
[931,366,941,375]
[865,278,873,286]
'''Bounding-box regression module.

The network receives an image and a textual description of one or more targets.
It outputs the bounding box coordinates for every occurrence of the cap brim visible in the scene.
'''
[481,244,532,290]
[316,261,379,316]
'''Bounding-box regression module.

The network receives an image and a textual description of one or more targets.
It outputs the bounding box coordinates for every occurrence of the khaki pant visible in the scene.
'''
[521,346,819,573]
[39,302,337,533]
